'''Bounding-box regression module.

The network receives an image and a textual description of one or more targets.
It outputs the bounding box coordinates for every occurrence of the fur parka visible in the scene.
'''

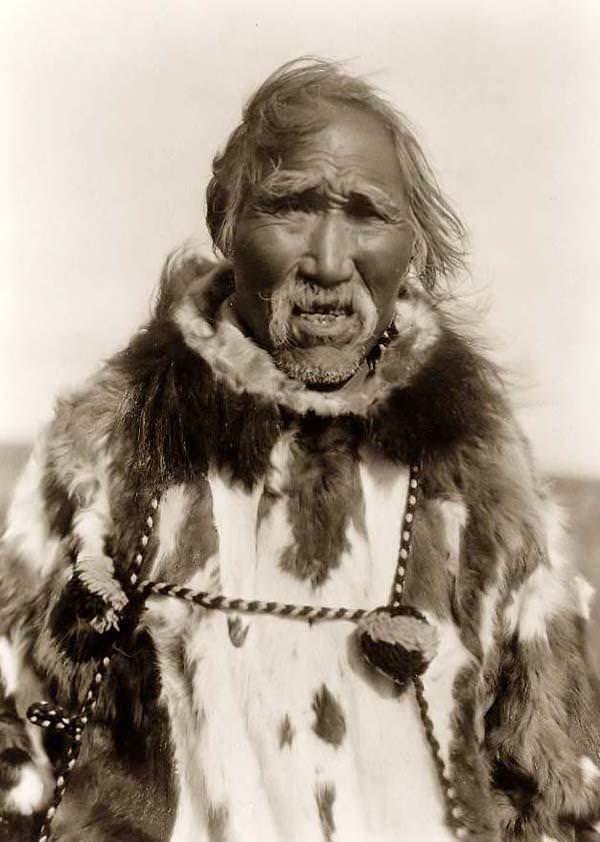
[1,255,600,842]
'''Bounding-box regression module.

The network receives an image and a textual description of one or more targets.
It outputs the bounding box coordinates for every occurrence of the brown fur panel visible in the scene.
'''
[311,684,346,747]
[46,369,125,508]
[404,495,456,620]
[371,327,509,464]
[315,782,336,842]
[111,317,282,492]
[410,415,600,840]
[487,609,600,839]
[0,552,39,637]
[279,415,365,587]
[448,661,502,841]
[420,421,546,660]
[51,720,175,842]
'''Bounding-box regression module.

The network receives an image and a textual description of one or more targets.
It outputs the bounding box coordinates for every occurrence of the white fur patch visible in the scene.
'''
[574,574,596,621]
[207,469,264,597]
[541,497,570,572]
[435,498,467,578]
[155,445,456,841]
[358,448,409,602]
[0,636,20,697]
[580,755,600,785]
[392,295,441,359]
[2,435,60,576]
[505,564,569,642]
[149,484,191,577]
[174,289,440,419]
[6,763,47,815]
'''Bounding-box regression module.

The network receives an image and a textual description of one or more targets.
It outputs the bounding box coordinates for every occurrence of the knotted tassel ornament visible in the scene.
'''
[357,605,439,691]
[72,553,129,634]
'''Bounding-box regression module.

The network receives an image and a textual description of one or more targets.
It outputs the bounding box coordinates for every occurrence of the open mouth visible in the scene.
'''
[290,304,361,341]
[292,303,356,329]
[292,303,360,338]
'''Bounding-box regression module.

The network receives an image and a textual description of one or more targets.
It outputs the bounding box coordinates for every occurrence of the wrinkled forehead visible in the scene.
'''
[256,102,409,202]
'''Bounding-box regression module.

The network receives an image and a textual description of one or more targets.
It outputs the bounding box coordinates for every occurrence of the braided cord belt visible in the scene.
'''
[29,462,469,841]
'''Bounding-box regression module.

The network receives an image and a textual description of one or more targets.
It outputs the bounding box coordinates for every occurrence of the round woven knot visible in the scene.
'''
[356,605,439,691]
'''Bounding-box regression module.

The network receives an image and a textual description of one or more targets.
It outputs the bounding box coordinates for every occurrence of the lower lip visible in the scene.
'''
[292,311,360,339]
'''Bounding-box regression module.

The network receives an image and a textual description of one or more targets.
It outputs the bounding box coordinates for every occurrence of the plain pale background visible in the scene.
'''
[1,0,599,477]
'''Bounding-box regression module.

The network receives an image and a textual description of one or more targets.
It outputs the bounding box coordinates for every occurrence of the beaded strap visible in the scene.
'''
[137,581,370,622]
[29,461,470,840]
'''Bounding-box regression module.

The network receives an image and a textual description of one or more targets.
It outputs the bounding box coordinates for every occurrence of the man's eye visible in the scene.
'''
[263,194,314,214]
[345,195,384,220]
[275,196,306,213]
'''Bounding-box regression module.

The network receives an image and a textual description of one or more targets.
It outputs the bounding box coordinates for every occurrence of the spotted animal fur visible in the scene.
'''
[0,256,599,841]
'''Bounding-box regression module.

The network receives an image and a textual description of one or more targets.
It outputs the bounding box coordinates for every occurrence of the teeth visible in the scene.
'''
[300,311,345,317]
[300,312,343,323]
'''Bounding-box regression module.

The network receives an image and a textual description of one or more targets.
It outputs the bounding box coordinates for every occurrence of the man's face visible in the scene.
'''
[232,103,415,386]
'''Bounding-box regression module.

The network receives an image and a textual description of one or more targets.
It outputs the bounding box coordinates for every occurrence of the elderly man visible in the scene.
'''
[1,58,599,842]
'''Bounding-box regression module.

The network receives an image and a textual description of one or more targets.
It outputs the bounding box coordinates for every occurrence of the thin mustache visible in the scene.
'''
[267,279,378,348]
[262,281,368,312]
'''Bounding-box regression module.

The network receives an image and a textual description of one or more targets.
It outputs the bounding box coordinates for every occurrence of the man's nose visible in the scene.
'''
[298,213,354,286]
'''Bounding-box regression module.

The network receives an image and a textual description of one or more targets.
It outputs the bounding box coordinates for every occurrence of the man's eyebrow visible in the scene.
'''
[252,169,319,198]
[249,169,408,222]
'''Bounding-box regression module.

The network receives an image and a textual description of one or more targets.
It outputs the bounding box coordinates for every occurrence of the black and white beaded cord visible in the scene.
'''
[27,462,470,841]
[366,319,399,374]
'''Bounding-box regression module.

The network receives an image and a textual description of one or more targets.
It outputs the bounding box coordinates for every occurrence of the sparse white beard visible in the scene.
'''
[272,344,365,386]
[266,276,378,385]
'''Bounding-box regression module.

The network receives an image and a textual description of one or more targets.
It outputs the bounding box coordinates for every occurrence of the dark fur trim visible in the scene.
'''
[315,782,336,842]
[112,319,281,490]
[207,803,229,842]
[371,328,507,464]
[107,265,509,499]
[279,415,365,587]
[311,684,346,747]
[0,813,40,842]
[449,662,501,840]
[404,496,455,620]
[278,714,295,749]
[227,615,249,648]
[53,720,175,842]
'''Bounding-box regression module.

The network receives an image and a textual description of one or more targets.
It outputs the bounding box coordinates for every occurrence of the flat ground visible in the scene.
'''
[1,443,598,666]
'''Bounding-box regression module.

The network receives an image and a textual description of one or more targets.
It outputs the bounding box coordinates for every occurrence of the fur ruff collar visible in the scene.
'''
[112,257,508,488]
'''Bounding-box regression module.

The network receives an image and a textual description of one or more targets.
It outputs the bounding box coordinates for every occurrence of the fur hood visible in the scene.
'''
[1,255,600,842]
[111,254,509,488]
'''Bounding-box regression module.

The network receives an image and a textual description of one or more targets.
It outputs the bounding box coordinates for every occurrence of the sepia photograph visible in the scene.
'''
[1,2,599,840]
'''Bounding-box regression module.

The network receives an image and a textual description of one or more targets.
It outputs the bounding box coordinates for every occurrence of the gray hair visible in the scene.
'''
[206,57,466,292]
